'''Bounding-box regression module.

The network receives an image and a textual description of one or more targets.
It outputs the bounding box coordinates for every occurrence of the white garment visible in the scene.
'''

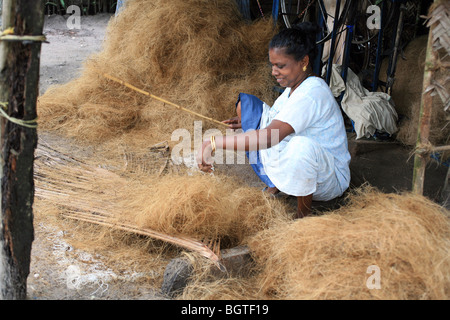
[259,76,351,200]
[328,64,398,139]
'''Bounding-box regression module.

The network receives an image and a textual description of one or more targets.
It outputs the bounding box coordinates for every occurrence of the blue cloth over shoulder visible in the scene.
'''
[236,93,275,188]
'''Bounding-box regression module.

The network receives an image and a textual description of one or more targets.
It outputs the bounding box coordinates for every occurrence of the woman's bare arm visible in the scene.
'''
[197,120,294,172]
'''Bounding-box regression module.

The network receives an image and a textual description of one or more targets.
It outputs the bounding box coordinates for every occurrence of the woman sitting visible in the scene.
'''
[197,22,351,219]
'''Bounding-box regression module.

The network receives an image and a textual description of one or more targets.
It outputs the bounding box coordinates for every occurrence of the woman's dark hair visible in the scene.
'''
[269,21,320,63]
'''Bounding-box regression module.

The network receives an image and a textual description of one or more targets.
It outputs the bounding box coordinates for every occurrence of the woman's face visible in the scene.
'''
[269,47,308,90]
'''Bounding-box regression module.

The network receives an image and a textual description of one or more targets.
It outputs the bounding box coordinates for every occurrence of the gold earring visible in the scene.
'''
[303,65,307,72]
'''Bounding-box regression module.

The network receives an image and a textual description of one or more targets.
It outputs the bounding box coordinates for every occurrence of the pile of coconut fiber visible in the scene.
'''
[382,35,450,148]
[37,0,277,148]
[180,186,450,300]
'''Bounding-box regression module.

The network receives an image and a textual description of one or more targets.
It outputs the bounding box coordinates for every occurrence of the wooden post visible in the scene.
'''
[0,0,44,299]
[443,167,450,208]
[412,2,438,195]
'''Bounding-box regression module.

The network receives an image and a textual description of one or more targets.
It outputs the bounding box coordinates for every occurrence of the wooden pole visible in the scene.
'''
[443,167,450,208]
[412,2,438,195]
[0,0,44,299]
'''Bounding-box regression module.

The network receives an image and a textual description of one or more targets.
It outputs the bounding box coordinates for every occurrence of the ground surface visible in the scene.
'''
[25,13,449,300]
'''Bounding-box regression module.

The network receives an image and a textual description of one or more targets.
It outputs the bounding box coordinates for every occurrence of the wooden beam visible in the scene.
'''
[0,0,44,300]
[412,1,439,195]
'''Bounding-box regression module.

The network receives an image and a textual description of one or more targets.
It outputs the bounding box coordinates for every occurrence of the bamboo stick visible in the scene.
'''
[433,145,450,153]
[412,4,439,195]
[102,73,229,128]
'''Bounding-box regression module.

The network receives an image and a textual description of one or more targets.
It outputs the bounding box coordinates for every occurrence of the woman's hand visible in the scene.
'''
[222,116,241,129]
[196,140,214,173]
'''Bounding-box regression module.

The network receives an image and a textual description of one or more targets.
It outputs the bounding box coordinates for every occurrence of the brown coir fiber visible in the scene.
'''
[37,0,277,146]
[382,35,450,147]
[117,173,292,245]
[34,141,292,246]
[181,186,450,300]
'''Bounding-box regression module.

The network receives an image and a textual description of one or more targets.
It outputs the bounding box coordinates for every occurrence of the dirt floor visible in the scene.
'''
[24,13,448,300]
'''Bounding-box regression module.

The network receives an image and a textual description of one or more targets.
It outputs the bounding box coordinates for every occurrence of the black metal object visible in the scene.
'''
[313,0,327,75]
[385,0,408,95]
[370,0,389,92]
[236,0,253,20]
[368,0,412,93]
[272,0,280,24]
[340,0,356,84]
